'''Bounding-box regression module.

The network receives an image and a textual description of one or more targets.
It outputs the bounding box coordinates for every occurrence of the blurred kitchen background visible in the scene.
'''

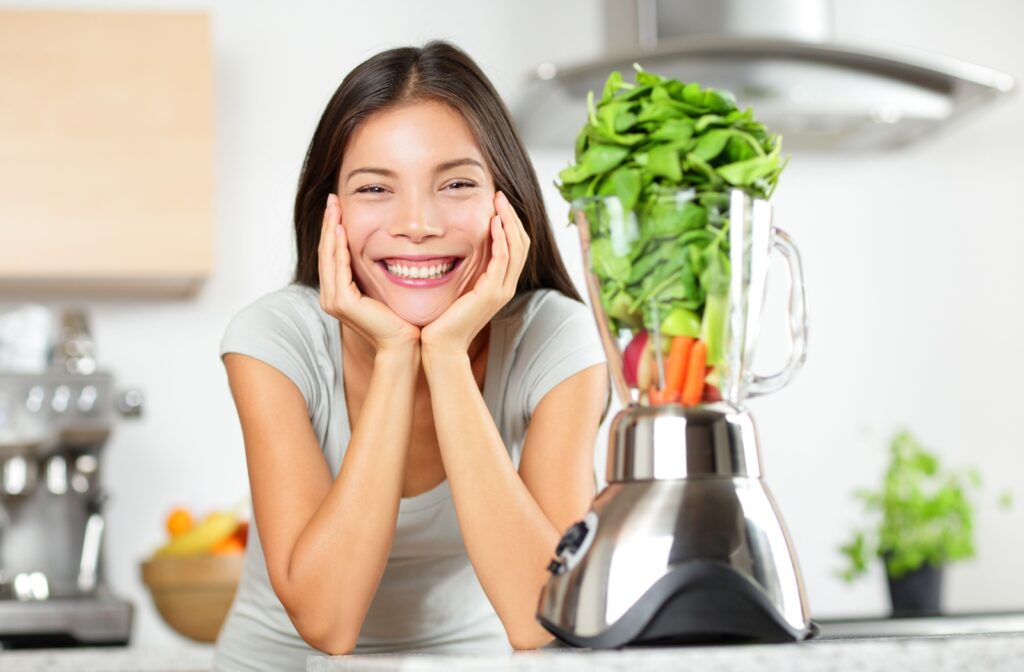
[0,0,1021,649]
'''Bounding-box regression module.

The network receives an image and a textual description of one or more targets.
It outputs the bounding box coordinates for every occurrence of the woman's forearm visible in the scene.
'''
[284,346,419,652]
[421,348,560,650]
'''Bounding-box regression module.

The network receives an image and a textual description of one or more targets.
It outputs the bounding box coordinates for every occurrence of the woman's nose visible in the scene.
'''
[387,194,443,242]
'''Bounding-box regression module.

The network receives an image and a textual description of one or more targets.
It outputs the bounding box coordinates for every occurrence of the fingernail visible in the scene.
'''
[497,191,507,205]
[326,193,334,208]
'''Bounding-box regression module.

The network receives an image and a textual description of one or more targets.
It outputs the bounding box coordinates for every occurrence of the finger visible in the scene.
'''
[318,194,337,304]
[495,192,526,289]
[332,199,357,299]
[480,213,508,293]
[497,191,529,250]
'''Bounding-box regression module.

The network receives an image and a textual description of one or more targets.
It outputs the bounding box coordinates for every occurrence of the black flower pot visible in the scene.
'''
[887,563,944,617]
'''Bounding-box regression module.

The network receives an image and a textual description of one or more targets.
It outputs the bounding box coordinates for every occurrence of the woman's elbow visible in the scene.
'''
[290,612,358,655]
[308,634,357,656]
[508,627,555,651]
[278,593,359,655]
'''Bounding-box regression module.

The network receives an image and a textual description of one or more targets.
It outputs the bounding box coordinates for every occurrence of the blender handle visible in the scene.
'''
[745,227,808,397]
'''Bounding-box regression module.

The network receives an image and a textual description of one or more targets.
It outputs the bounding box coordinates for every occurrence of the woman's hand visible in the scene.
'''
[318,193,421,354]
[420,191,530,359]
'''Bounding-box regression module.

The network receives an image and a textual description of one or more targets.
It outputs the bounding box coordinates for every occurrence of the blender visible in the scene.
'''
[535,188,814,647]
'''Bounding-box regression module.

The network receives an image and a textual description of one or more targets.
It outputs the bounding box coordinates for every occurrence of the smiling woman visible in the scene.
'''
[215,41,610,672]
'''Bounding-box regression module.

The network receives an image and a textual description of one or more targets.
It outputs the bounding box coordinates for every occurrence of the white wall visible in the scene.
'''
[760,0,1024,617]
[1,0,1022,647]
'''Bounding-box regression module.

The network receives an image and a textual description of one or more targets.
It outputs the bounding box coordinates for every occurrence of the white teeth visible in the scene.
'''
[384,261,455,280]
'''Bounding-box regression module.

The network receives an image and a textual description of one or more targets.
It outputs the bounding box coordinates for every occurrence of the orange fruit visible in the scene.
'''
[165,508,194,538]
[231,520,249,547]
[211,535,245,555]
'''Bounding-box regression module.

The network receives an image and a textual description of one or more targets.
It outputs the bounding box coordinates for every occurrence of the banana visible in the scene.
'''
[153,511,239,558]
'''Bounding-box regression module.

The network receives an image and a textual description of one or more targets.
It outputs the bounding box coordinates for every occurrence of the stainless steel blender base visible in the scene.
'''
[539,559,813,648]
[536,404,813,648]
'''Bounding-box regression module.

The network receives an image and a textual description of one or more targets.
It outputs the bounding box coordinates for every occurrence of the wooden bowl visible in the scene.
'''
[140,554,244,643]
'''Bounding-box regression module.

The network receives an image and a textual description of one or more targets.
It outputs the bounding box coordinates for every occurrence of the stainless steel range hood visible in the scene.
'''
[515,0,1014,151]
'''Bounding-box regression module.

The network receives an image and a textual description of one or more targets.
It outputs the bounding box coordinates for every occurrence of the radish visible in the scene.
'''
[637,338,657,391]
[622,330,648,387]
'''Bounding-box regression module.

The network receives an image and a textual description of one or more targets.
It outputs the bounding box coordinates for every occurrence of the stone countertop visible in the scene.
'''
[3,629,1022,671]
[0,645,214,672]
[307,632,1024,672]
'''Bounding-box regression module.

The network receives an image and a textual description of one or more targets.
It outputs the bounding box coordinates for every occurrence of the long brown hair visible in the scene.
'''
[292,40,582,304]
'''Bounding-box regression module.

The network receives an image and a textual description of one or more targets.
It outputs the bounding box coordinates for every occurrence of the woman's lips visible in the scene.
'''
[379,255,460,267]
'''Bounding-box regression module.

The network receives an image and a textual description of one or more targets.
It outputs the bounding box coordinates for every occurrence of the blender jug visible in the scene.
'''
[575,187,807,408]
[536,188,814,647]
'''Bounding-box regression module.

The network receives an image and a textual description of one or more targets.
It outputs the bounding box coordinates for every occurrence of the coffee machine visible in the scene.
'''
[0,310,140,647]
[537,190,815,647]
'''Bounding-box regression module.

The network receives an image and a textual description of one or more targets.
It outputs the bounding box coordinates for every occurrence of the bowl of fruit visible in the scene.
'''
[140,504,248,643]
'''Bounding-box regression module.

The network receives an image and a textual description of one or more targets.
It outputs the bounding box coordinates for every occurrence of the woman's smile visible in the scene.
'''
[376,256,465,287]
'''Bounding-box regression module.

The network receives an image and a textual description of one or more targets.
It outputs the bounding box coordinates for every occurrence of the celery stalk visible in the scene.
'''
[700,290,729,369]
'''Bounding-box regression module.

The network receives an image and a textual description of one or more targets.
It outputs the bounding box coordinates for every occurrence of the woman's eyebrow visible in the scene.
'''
[344,158,484,186]
[434,158,485,173]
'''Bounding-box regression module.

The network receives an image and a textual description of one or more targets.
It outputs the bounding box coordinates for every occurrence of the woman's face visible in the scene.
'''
[336,100,496,327]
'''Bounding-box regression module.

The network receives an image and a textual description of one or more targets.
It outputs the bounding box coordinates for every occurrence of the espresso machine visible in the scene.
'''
[537,189,815,647]
[0,310,140,647]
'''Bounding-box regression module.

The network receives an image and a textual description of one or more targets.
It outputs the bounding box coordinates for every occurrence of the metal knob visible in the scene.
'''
[115,389,144,418]
[77,385,98,413]
[51,385,71,413]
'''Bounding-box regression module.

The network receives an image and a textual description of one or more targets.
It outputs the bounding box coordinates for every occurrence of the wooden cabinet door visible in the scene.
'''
[0,10,214,297]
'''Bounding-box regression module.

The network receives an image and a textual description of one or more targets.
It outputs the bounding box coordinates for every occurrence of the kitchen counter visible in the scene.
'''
[308,631,1024,671]
[3,616,1021,671]
[0,645,214,671]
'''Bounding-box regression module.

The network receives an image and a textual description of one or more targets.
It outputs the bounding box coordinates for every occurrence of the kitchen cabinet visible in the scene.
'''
[0,10,214,298]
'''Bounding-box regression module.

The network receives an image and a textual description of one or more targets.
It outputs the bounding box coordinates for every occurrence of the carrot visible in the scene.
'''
[664,336,695,396]
[682,340,708,407]
[647,384,661,405]
[661,389,681,404]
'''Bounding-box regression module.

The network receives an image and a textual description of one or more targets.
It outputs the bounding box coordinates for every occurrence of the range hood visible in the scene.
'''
[515,0,1015,151]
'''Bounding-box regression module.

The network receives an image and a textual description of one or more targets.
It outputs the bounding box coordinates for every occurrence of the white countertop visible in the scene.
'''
[0,645,214,672]
[308,632,1024,672]
[3,630,1022,671]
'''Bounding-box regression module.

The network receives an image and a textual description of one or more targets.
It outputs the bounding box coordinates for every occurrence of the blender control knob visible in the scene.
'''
[555,520,589,556]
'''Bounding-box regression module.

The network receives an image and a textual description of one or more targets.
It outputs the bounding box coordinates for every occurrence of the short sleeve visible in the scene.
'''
[518,292,608,418]
[219,289,323,411]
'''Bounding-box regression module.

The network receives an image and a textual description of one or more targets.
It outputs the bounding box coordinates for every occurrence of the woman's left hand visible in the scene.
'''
[420,190,530,359]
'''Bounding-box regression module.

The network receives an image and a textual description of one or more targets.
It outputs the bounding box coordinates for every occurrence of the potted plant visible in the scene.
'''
[837,429,1010,617]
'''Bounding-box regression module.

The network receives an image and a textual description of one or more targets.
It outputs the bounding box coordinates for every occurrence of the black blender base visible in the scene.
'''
[540,560,815,649]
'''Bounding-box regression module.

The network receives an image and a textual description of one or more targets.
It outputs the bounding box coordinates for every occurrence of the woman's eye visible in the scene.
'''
[444,180,476,191]
[356,185,387,194]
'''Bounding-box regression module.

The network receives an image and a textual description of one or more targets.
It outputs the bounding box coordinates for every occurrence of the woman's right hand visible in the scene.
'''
[318,193,421,354]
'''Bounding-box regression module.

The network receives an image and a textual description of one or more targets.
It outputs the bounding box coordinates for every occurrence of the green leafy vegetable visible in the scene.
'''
[556,64,787,360]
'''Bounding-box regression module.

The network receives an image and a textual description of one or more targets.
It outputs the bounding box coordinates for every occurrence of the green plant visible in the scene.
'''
[837,430,1010,582]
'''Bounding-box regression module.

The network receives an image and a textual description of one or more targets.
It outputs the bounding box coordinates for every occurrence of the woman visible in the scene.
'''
[215,41,609,670]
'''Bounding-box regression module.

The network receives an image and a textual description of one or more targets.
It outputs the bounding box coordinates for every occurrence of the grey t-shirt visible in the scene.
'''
[213,284,607,671]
